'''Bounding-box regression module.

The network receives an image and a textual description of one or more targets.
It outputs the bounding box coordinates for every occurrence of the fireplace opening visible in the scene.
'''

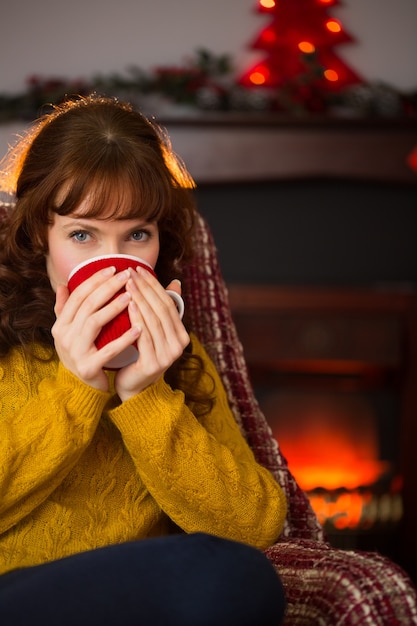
[229,284,417,579]
[257,384,403,553]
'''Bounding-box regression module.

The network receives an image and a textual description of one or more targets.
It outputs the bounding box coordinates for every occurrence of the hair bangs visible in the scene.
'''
[53,161,172,224]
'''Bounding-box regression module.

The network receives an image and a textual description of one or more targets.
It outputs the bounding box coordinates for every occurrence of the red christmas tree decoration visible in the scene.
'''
[239,0,363,111]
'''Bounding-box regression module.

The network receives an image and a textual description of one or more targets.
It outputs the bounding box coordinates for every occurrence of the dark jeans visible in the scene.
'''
[0,533,286,625]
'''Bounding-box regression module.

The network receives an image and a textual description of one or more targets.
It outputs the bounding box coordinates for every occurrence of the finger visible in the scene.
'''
[54,284,70,317]
[89,290,133,340]
[97,323,142,365]
[68,265,116,296]
[127,289,158,353]
[127,296,145,332]
[166,278,182,296]
[127,282,189,368]
[126,274,176,340]
[53,284,134,357]
[129,268,180,322]
[62,268,130,324]
[127,269,189,359]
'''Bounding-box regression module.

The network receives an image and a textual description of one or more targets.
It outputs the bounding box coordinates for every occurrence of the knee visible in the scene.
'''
[178,533,286,626]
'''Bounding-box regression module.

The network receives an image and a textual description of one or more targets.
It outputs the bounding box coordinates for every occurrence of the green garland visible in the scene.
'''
[0,48,414,121]
[0,49,240,121]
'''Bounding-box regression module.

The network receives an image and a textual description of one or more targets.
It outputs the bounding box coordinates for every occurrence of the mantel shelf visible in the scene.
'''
[1,116,417,185]
[162,115,417,184]
[156,112,416,130]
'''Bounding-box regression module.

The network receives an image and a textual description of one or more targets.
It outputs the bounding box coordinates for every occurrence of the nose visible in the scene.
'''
[102,240,124,256]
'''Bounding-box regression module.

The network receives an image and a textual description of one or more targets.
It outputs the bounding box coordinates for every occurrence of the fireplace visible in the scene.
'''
[229,285,417,576]
[168,114,417,576]
[257,387,402,552]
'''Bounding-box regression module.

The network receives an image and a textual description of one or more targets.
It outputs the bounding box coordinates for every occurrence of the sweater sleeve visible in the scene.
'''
[0,348,110,533]
[108,335,287,549]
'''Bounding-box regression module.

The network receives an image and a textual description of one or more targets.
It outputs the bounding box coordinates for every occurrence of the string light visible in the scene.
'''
[249,67,269,85]
[259,0,275,8]
[298,41,316,54]
[324,69,339,82]
[326,19,342,33]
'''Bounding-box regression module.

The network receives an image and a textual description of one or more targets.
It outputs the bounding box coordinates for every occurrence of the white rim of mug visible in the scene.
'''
[166,290,185,319]
[68,254,154,282]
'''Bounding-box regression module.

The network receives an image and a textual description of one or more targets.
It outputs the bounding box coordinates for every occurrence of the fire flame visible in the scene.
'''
[266,392,398,528]
[309,490,372,529]
[271,392,389,491]
[284,441,389,492]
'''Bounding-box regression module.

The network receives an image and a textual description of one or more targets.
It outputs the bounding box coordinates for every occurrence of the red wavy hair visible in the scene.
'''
[0,95,213,413]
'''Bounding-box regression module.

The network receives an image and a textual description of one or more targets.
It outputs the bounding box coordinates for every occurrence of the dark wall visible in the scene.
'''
[195,179,417,287]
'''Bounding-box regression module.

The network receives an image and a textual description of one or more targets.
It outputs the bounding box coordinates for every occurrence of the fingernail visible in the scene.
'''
[102,266,116,276]
[172,278,182,287]
[119,292,131,304]
[126,277,138,292]
[116,269,130,281]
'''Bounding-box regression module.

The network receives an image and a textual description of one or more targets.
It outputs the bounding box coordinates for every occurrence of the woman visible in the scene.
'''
[0,95,286,625]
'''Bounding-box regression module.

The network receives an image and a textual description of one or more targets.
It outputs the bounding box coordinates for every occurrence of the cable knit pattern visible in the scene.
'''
[0,336,286,574]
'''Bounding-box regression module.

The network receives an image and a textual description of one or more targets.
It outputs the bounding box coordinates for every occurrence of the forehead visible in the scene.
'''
[71,194,133,220]
[50,213,158,237]
[54,178,162,223]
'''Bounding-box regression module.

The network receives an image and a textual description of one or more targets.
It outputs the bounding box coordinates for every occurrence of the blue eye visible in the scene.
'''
[131,230,149,241]
[70,231,90,242]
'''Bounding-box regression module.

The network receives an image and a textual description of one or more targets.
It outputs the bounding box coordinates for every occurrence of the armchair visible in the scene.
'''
[183,212,417,625]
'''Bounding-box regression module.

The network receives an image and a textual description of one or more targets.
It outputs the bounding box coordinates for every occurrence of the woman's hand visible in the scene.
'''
[52,267,140,392]
[114,267,190,402]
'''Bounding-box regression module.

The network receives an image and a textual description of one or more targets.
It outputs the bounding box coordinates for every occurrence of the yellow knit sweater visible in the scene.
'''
[0,334,286,575]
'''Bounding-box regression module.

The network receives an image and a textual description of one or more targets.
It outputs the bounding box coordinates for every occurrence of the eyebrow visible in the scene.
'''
[60,220,101,233]
[60,218,153,232]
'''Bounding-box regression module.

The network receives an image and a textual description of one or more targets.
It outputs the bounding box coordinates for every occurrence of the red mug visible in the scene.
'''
[67,254,184,369]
